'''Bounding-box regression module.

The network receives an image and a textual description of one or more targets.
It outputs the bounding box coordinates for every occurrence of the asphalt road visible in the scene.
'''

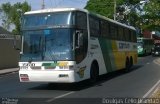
[0,55,160,104]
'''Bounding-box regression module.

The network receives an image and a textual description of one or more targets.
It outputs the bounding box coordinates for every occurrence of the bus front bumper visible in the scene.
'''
[19,70,76,83]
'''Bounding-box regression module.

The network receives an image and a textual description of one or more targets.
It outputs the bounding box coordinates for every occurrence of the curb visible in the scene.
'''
[0,68,19,76]
[150,86,160,98]
[146,58,160,98]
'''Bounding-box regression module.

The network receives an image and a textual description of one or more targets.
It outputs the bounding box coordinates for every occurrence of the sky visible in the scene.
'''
[0,0,88,10]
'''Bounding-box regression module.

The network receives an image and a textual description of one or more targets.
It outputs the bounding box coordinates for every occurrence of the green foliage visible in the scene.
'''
[85,0,125,19]
[127,0,140,5]
[0,1,31,35]
[85,0,160,31]
[85,0,143,27]
[128,12,140,27]
[143,0,160,31]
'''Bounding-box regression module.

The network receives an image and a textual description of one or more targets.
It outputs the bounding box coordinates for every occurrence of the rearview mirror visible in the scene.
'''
[75,31,80,49]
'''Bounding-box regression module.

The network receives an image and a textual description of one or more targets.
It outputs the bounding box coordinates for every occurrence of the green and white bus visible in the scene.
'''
[19,8,137,83]
[137,37,154,56]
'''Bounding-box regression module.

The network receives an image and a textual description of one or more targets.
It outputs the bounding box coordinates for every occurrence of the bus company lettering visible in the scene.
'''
[118,42,130,49]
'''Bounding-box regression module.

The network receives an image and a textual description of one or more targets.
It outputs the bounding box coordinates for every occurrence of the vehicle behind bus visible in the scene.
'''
[152,43,160,56]
[137,37,154,56]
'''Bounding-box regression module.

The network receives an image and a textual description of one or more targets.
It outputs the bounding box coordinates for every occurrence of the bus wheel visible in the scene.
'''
[130,57,133,68]
[90,61,99,84]
[125,57,130,72]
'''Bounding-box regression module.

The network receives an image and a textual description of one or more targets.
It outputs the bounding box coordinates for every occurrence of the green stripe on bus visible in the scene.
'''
[98,38,116,72]
[42,63,58,67]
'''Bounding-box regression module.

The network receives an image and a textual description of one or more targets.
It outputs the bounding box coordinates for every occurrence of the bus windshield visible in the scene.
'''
[21,28,74,61]
[23,12,74,28]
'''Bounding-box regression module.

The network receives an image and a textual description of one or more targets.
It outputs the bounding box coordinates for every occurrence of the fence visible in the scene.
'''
[0,34,20,69]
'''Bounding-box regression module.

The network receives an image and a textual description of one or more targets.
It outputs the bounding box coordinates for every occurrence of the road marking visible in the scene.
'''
[46,91,75,103]
[153,58,160,65]
[143,80,160,98]
[153,59,160,65]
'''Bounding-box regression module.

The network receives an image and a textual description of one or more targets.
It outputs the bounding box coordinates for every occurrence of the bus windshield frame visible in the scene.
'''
[20,11,76,62]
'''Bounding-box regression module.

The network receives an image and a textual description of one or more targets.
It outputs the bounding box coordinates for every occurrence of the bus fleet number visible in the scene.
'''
[20,63,35,69]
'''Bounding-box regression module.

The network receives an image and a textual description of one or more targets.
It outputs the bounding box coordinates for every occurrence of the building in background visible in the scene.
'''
[141,30,160,44]
[152,31,160,44]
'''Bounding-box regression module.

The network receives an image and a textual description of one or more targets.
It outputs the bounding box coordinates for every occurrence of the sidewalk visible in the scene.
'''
[0,68,19,75]
[147,58,160,98]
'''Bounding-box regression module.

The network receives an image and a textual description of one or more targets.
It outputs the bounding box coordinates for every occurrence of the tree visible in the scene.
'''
[122,0,143,27]
[0,2,12,30]
[85,0,125,19]
[0,1,31,35]
[85,0,142,26]
[143,0,160,31]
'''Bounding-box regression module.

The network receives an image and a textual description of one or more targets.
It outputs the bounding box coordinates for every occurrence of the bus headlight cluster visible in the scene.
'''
[59,65,74,70]
[20,74,29,81]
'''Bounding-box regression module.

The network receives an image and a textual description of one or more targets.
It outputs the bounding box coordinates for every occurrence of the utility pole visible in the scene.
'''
[114,0,116,20]
[42,0,45,9]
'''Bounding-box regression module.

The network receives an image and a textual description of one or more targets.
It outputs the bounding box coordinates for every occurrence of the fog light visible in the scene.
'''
[20,74,29,81]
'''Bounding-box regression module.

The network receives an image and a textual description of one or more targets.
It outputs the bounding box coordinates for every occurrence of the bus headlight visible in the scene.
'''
[20,74,29,81]
[138,46,143,52]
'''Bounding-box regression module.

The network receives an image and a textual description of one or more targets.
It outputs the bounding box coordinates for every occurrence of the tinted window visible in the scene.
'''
[100,20,109,38]
[76,12,87,29]
[118,26,124,41]
[125,28,130,41]
[89,16,100,37]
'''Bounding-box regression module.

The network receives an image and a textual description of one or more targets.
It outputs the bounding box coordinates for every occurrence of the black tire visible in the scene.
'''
[125,58,130,72]
[130,57,133,68]
[90,62,99,84]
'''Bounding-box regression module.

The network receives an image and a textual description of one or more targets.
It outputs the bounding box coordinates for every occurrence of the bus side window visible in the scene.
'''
[131,30,135,42]
[133,31,137,42]
[100,20,109,38]
[110,23,116,39]
[129,30,131,42]
[125,28,130,42]
[123,28,126,41]
[118,26,123,41]
[75,11,88,63]
[115,25,118,40]
[89,15,100,37]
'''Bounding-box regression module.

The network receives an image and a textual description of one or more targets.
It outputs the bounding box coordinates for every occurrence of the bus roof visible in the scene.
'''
[24,8,136,31]
[24,8,85,14]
